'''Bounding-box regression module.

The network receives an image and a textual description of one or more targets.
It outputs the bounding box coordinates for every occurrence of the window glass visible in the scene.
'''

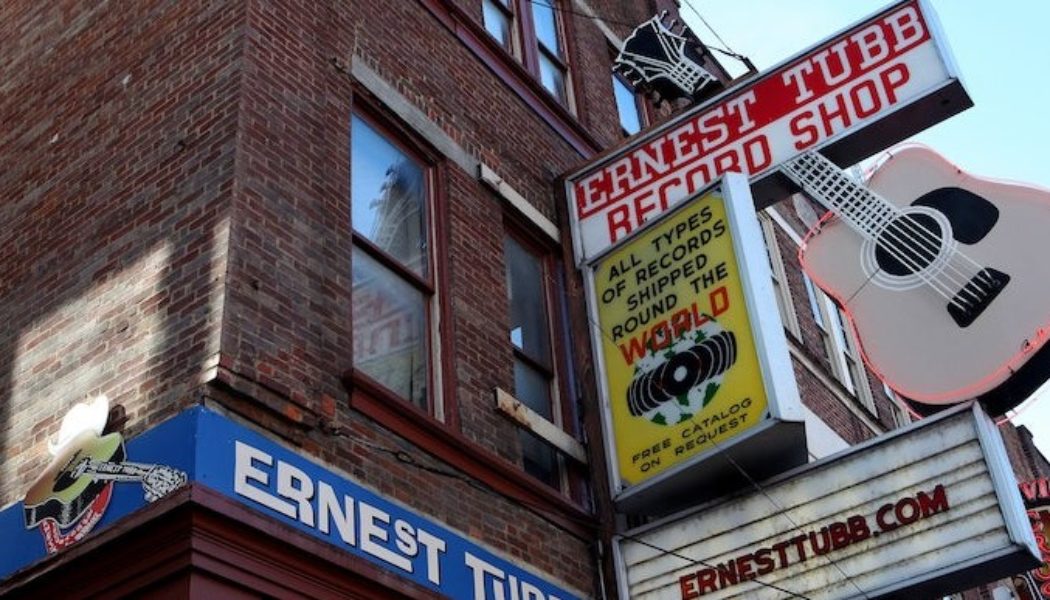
[520,430,559,488]
[505,236,551,367]
[351,115,427,278]
[530,1,560,54]
[803,274,826,330]
[828,306,856,391]
[612,75,642,135]
[482,0,512,49]
[538,53,567,104]
[351,250,429,409]
[514,359,552,419]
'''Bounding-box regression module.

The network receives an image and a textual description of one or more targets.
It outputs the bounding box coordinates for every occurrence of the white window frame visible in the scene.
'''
[802,273,875,414]
[758,211,801,340]
[883,382,912,427]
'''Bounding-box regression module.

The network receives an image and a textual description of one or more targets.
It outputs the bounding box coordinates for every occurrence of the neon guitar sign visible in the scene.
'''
[788,146,1050,413]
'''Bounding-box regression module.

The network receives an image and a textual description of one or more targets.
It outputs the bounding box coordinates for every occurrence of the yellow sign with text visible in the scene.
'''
[595,190,769,486]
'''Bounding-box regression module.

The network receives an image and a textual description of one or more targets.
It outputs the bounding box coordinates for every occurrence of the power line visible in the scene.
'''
[582,303,872,598]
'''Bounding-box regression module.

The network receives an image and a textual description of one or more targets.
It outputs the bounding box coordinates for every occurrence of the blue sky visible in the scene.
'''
[683,0,1050,454]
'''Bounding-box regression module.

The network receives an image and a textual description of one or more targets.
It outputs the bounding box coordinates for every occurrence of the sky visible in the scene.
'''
[682,0,1050,455]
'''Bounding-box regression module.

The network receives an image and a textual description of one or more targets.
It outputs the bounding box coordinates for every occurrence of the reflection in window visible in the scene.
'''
[351,115,427,277]
[612,75,642,135]
[482,0,513,51]
[530,1,569,104]
[351,114,432,411]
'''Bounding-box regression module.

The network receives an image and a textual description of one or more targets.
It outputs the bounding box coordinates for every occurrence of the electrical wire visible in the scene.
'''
[328,8,870,594]
[581,296,873,598]
[526,0,638,29]
[679,0,746,60]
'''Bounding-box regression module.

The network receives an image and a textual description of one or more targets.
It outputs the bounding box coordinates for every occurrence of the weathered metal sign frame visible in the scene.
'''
[614,403,1039,600]
[566,0,970,266]
[585,173,805,514]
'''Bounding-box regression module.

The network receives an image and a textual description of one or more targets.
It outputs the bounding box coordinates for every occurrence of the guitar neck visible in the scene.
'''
[781,151,896,239]
[75,457,156,482]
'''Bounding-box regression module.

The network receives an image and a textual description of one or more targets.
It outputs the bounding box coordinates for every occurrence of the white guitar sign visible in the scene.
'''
[785,147,1050,414]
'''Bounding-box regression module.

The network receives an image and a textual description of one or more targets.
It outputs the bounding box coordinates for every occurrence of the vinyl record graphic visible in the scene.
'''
[628,323,737,426]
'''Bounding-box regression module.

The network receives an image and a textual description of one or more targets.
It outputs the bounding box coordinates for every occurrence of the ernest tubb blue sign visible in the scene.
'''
[0,407,582,600]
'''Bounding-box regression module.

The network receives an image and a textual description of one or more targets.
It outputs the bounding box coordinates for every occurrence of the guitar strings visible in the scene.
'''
[787,153,995,311]
[786,155,972,304]
[837,165,998,308]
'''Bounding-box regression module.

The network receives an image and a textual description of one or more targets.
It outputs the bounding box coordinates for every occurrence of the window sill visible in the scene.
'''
[343,369,597,537]
[494,387,587,465]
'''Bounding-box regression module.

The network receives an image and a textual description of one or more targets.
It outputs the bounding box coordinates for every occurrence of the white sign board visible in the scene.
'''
[566,0,970,265]
[615,404,1039,599]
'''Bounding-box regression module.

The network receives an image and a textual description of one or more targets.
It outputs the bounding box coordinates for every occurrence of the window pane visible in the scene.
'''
[538,53,567,105]
[612,76,642,135]
[482,0,512,49]
[504,236,551,366]
[352,249,428,409]
[530,0,560,54]
[520,430,559,488]
[351,115,427,278]
[514,358,552,419]
[803,275,826,330]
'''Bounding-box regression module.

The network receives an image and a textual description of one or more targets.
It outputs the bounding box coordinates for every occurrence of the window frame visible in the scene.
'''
[349,105,448,420]
[802,273,876,413]
[482,0,517,55]
[758,211,802,340]
[342,95,595,536]
[883,382,912,427]
[481,0,576,110]
[501,222,584,496]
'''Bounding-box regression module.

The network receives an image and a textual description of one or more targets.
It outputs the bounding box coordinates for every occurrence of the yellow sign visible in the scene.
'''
[595,190,769,486]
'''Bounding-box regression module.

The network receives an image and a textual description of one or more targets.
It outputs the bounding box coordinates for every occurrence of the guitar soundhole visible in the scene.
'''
[874,213,943,276]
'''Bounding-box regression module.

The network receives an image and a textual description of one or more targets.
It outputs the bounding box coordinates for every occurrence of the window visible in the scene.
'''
[504,233,563,487]
[351,113,435,413]
[612,74,644,136]
[803,273,875,412]
[758,212,801,339]
[883,382,911,427]
[482,0,514,52]
[482,0,574,108]
[802,272,826,332]
[530,1,569,104]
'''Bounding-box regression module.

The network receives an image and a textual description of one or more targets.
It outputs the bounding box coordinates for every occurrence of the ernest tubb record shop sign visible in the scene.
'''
[565,0,971,265]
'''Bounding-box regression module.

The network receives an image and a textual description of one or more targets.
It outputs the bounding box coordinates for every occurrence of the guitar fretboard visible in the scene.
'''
[781,151,897,239]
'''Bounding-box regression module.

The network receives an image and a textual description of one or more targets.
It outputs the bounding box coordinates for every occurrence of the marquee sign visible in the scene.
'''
[615,404,1039,599]
[0,408,582,600]
[567,0,971,265]
[588,174,804,513]
[1017,478,1050,599]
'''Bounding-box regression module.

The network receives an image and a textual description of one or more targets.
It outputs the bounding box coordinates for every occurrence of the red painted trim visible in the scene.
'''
[345,369,596,538]
[415,0,601,158]
[0,485,439,600]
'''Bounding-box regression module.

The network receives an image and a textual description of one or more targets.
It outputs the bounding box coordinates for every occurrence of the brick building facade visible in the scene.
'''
[1,0,1046,598]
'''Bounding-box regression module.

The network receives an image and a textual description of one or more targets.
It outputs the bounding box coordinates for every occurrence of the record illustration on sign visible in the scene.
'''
[628,319,737,426]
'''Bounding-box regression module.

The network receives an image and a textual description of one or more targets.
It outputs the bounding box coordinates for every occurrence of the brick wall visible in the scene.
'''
[0,0,242,506]
[1,0,686,595]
